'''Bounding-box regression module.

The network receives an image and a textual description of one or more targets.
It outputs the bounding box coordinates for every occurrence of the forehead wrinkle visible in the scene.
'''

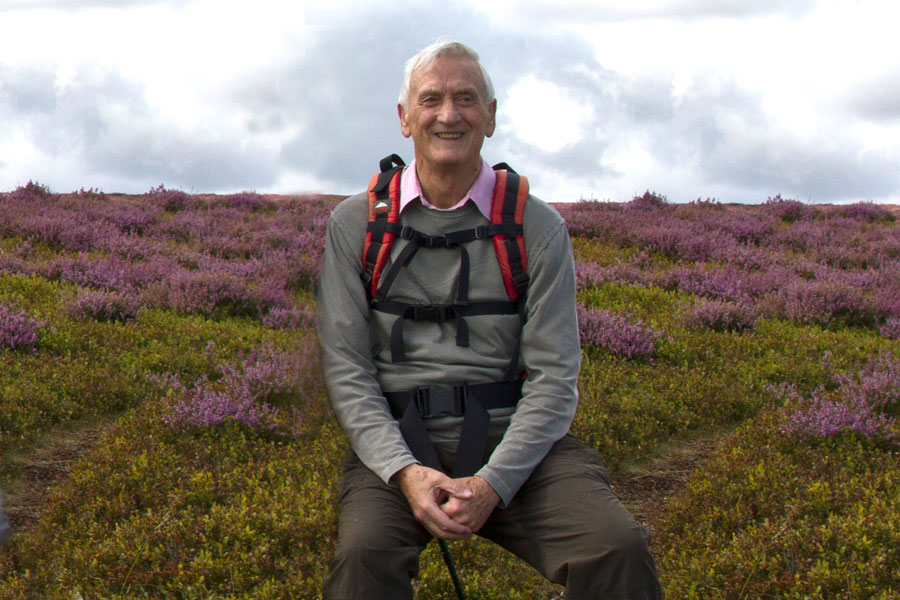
[411,58,488,100]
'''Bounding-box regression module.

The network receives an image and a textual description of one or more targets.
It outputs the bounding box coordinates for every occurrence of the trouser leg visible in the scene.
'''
[480,435,662,600]
[323,453,431,600]
[0,489,10,546]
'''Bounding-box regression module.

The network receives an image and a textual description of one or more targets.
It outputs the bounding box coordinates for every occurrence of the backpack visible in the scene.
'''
[360,155,530,476]
[361,155,529,370]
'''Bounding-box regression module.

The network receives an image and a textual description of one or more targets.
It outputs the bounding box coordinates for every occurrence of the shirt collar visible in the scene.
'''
[399,158,496,219]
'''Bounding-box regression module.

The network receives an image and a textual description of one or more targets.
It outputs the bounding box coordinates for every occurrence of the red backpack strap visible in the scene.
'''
[361,155,405,298]
[490,164,529,301]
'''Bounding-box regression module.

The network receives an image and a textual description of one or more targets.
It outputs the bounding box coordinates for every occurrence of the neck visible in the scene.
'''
[416,158,482,209]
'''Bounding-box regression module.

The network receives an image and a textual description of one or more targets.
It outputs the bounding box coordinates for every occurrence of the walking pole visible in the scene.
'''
[438,538,466,600]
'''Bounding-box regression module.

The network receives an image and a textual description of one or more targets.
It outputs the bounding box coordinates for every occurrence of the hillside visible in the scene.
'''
[1,184,898,598]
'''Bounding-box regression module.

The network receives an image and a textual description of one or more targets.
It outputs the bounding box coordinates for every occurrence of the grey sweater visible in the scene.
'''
[316,186,580,506]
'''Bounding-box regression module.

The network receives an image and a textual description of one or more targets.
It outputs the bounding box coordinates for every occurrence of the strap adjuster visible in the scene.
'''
[513,271,529,287]
[414,385,467,418]
[408,305,457,322]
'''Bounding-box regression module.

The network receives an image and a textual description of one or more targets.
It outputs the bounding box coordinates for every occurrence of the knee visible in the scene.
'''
[565,524,660,598]
[612,521,654,559]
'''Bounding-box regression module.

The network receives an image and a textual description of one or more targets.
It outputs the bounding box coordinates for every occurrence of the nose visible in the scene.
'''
[436,98,461,124]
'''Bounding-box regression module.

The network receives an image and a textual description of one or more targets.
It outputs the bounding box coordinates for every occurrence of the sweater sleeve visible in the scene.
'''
[475,213,581,506]
[316,196,419,484]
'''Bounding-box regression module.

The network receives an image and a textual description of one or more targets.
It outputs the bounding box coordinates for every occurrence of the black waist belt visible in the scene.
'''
[384,380,523,477]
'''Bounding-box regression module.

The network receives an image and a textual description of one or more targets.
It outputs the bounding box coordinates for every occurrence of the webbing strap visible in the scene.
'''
[375,300,519,362]
[386,380,523,477]
[399,402,443,472]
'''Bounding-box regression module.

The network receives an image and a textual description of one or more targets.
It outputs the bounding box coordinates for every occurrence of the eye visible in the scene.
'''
[419,95,440,107]
[457,94,475,106]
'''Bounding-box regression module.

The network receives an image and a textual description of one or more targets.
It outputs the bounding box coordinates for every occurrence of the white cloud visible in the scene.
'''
[502,75,593,152]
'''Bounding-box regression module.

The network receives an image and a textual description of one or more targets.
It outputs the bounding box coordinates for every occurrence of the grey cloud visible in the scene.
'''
[237,1,621,194]
[0,65,57,115]
[705,133,900,202]
[845,71,900,122]
[244,10,429,192]
[655,78,900,202]
[1,63,278,192]
[272,4,547,191]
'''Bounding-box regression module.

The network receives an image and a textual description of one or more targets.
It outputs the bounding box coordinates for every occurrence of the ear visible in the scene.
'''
[484,99,497,138]
[398,103,412,138]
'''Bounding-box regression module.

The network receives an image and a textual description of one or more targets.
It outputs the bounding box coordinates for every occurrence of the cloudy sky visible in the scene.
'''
[1,0,898,204]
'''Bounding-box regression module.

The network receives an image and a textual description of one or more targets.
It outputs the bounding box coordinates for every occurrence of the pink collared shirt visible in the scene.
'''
[399,158,496,219]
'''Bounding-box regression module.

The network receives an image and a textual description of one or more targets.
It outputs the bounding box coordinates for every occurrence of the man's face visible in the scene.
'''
[398,55,497,174]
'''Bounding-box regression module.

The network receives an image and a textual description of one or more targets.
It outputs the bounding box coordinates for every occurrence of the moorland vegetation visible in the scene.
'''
[0,183,898,598]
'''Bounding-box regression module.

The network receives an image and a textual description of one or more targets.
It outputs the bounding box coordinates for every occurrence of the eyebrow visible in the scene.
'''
[416,86,481,100]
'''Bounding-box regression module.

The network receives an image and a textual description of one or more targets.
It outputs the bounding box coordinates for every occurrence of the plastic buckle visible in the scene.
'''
[512,271,530,289]
[424,235,448,249]
[409,305,455,322]
[409,305,435,321]
[415,385,466,418]
[474,225,489,239]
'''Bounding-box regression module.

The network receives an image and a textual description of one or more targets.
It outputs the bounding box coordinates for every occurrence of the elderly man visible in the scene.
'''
[317,39,661,599]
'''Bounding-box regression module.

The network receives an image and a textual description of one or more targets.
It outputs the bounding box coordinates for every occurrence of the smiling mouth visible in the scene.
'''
[435,132,463,139]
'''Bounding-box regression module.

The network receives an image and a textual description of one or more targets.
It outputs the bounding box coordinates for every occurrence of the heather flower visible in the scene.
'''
[11,180,52,199]
[760,278,868,327]
[215,345,301,403]
[67,290,142,322]
[42,254,132,291]
[776,353,900,445]
[262,306,315,329]
[627,190,669,210]
[880,317,900,339]
[145,184,194,211]
[0,254,32,278]
[684,299,756,332]
[577,303,662,359]
[224,191,273,212]
[161,344,314,432]
[763,194,813,222]
[104,202,159,234]
[556,201,624,239]
[575,261,650,291]
[835,353,900,410]
[162,270,259,318]
[839,201,895,223]
[668,265,755,303]
[779,387,896,445]
[0,303,44,351]
[164,380,280,430]
[781,393,895,443]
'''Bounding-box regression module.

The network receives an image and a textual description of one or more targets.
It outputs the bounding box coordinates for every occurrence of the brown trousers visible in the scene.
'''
[323,435,661,599]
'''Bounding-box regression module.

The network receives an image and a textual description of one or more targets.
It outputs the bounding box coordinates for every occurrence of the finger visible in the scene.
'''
[438,479,474,501]
[422,506,473,539]
[440,497,464,519]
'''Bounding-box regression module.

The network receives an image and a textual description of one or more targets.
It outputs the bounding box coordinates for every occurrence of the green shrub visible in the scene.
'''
[0,398,343,599]
[657,409,900,599]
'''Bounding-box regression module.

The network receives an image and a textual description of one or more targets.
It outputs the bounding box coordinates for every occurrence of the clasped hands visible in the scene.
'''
[394,463,500,540]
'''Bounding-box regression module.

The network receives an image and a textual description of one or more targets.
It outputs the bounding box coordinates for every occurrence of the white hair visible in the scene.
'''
[398,38,495,111]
